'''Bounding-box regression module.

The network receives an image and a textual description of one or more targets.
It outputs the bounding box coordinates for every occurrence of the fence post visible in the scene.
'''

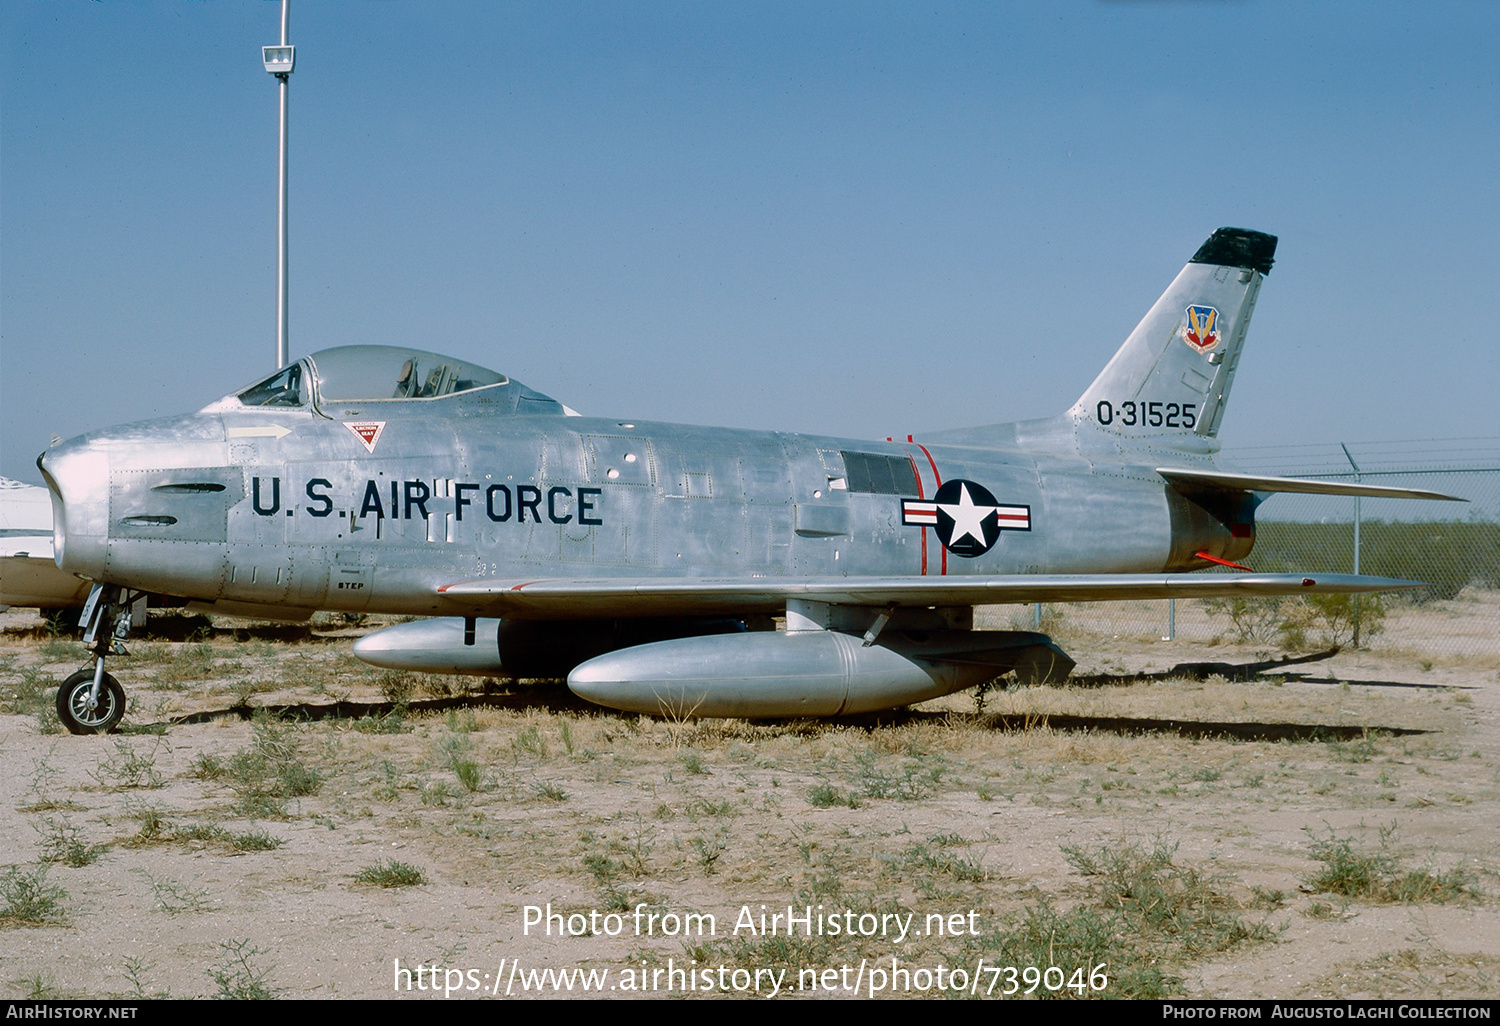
[1341,442,1363,647]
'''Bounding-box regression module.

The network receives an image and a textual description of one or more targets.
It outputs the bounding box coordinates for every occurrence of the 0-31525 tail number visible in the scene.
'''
[1095,400,1196,429]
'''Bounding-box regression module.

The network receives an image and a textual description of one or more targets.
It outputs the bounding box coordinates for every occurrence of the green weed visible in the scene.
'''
[446,709,479,734]
[685,797,738,820]
[121,956,168,1000]
[440,733,485,792]
[19,751,73,812]
[38,638,83,662]
[1329,734,1383,763]
[35,817,106,867]
[1063,839,1271,954]
[897,841,987,883]
[355,860,428,888]
[227,828,284,853]
[12,971,59,999]
[512,725,548,759]
[377,670,416,704]
[937,838,1273,999]
[208,938,277,999]
[807,783,859,809]
[89,739,165,790]
[452,759,483,792]
[421,780,455,806]
[351,705,410,734]
[1305,827,1477,903]
[3,667,54,717]
[190,752,225,780]
[849,746,945,800]
[224,719,324,817]
[141,641,219,685]
[691,829,730,875]
[136,869,209,915]
[0,865,68,926]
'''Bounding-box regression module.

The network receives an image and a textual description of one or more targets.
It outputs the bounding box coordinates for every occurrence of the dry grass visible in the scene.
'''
[1298,949,1500,1000]
[0,606,1494,998]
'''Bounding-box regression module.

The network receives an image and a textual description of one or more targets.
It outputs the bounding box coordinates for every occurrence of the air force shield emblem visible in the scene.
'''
[1182,305,1221,353]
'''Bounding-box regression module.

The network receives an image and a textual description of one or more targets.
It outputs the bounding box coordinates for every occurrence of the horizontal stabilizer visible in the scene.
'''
[436,572,1426,619]
[1157,467,1465,502]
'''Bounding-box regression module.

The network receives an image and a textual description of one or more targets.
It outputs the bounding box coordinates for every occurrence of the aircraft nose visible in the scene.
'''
[37,439,110,580]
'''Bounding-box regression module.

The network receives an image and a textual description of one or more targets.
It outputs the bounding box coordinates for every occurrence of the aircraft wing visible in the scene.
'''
[1156,467,1465,502]
[435,572,1423,619]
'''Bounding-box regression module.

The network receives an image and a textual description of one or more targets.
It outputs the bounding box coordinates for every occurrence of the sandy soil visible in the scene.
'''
[0,599,1495,1001]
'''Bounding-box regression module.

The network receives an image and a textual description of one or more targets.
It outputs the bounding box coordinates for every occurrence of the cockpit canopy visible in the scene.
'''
[235,346,538,411]
[308,346,509,401]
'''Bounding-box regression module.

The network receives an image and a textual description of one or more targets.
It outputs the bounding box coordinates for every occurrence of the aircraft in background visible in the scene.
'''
[0,477,90,617]
[38,228,1460,733]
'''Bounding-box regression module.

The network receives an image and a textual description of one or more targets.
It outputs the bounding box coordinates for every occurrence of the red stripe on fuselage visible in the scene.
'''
[915,444,945,575]
[907,454,926,575]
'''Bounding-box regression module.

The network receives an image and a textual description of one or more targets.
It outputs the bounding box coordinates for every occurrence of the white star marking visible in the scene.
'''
[939,483,996,548]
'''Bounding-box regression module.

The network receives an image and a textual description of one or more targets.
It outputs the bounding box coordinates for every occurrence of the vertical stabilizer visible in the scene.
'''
[1072,228,1276,441]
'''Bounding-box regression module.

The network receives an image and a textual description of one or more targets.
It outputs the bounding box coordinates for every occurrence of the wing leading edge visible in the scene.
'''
[435,572,1425,619]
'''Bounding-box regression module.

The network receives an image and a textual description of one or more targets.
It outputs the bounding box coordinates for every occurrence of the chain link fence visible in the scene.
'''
[1024,439,1500,661]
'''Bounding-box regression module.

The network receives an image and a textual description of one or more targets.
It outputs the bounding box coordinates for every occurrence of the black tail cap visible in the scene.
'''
[1190,228,1277,275]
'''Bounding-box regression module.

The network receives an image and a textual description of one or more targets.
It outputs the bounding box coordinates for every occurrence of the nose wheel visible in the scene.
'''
[56,669,126,734]
[56,584,139,735]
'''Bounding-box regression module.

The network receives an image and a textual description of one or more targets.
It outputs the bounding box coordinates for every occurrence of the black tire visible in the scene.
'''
[56,669,126,735]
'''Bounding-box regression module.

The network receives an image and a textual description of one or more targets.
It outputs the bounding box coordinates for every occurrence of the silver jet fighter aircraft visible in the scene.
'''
[39,228,1459,732]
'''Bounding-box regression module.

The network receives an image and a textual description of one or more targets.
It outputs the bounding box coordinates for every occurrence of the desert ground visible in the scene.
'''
[1,593,1496,1000]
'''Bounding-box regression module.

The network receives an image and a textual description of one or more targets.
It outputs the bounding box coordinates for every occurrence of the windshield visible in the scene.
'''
[307,346,508,402]
[237,364,306,408]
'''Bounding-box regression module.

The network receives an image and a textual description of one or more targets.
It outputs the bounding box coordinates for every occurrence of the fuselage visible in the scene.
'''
[38,347,1243,617]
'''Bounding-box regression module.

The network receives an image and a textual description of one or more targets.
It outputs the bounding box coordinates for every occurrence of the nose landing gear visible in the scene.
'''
[56,584,139,735]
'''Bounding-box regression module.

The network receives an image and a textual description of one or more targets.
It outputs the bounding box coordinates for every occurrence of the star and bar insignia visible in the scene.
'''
[902,479,1030,558]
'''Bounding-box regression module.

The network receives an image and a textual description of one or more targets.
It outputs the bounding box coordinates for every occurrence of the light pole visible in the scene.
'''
[262,1,295,369]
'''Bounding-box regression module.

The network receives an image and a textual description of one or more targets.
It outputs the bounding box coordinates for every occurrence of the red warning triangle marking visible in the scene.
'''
[343,421,386,454]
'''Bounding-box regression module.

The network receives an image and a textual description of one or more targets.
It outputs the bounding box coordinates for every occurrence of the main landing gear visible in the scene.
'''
[56,584,140,735]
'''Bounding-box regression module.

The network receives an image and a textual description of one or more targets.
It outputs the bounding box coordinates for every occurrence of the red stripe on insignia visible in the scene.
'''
[995,505,1030,529]
[902,499,938,528]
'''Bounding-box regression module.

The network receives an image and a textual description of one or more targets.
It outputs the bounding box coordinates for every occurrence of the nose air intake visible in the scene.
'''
[37,444,110,580]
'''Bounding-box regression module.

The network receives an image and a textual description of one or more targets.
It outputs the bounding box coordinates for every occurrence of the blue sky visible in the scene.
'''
[3,1,1496,483]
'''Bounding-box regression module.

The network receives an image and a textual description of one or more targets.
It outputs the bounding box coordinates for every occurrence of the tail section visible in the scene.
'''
[1071,227,1276,441]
